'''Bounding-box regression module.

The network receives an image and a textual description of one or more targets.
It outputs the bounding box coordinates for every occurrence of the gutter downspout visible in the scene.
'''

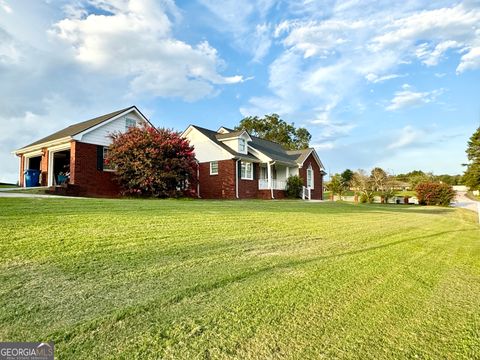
[268,161,275,200]
[196,161,201,198]
[236,159,240,199]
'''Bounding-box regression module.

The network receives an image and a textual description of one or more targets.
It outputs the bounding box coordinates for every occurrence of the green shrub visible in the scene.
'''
[360,192,375,204]
[415,182,455,206]
[286,175,304,198]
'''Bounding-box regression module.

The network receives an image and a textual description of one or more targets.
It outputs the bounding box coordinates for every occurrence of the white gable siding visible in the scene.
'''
[80,111,143,146]
[184,128,232,162]
[248,147,271,163]
[220,133,249,154]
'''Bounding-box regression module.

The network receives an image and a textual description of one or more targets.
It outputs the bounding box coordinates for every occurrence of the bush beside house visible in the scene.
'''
[286,175,304,198]
[108,126,197,198]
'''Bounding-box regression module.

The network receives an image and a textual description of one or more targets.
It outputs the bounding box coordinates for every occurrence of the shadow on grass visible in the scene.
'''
[168,228,469,304]
[50,227,472,344]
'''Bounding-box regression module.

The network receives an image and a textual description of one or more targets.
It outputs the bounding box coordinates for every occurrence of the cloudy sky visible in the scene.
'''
[1,0,479,183]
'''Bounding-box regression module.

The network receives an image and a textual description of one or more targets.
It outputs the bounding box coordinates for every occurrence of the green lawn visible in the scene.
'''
[1,199,479,359]
[0,183,17,188]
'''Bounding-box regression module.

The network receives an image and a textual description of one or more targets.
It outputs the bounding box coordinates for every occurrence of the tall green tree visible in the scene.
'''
[327,174,348,199]
[463,127,480,190]
[235,114,311,150]
[340,169,354,187]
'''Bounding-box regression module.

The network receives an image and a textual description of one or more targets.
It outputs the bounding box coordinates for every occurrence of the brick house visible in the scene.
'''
[182,125,326,200]
[14,106,153,197]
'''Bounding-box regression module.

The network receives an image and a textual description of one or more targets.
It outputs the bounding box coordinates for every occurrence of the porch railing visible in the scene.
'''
[258,179,287,190]
[302,186,311,200]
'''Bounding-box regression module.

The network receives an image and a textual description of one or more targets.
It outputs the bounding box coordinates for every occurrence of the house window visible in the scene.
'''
[125,117,136,131]
[239,138,246,153]
[103,147,114,171]
[307,164,314,189]
[210,161,218,175]
[259,166,267,180]
[241,161,253,180]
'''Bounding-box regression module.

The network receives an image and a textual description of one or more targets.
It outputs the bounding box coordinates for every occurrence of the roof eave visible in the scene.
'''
[13,136,73,155]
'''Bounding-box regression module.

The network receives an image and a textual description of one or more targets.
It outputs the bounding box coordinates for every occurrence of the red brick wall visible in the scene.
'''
[70,141,120,197]
[198,159,237,199]
[198,160,289,199]
[258,189,286,199]
[40,148,48,186]
[298,153,324,200]
[18,155,24,186]
[238,163,259,199]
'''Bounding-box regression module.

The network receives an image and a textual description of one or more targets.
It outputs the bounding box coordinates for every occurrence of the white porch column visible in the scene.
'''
[267,162,272,189]
[286,166,290,178]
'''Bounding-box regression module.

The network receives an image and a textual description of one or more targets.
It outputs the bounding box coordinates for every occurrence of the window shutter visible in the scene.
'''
[252,163,256,179]
[238,160,242,179]
[96,145,104,171]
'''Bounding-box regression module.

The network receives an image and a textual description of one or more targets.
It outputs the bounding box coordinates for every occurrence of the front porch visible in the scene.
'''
[257,163,295,190]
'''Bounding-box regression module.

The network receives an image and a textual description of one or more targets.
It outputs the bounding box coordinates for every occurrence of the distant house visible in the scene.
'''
[182,125,326,199]
[14,106,153,197]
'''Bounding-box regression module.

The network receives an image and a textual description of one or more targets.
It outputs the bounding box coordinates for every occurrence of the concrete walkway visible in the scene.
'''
[0,192,68,198]
[452,191,480,213]
[0,187,84,199]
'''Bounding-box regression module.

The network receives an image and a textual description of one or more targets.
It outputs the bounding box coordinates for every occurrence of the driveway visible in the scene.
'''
[452,191,480,213]
[0,187,83,199]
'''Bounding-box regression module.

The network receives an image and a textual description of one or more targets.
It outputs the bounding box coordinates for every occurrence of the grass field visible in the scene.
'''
[1,198,479,359]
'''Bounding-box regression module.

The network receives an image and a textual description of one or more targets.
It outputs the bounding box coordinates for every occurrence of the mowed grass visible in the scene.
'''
[0,198,479,359]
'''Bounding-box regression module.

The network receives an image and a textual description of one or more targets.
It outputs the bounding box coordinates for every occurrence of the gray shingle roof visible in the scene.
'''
[190,125,259,161]
[248,136,299,165]
[17,106,137,151]
[215,130,246,140]
[192,125,319,166]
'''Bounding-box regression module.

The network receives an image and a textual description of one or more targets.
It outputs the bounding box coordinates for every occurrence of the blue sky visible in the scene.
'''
[1,0,479,182]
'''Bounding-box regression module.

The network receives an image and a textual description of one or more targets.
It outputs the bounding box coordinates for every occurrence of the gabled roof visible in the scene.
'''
[16,106,150,153]
[216,130,249,140]
[287,148,325,170]
[188,125,259,161]
[186,124,325,169]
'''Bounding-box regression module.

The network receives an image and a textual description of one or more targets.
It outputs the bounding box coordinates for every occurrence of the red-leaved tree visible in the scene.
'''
[107,126,197,197]
[415,182,455,206]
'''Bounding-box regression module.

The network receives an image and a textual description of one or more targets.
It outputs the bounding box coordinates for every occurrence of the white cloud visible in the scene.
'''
[51,0,243,101]
[421,40,461,66]
[0,0,245,182]
[0,0,12,14]
[241,1,480,151]
[456,45,480,73]
[387,125,423,149]
[365,73,405,83]
[252,23,272,62]
[198,0,276,62]
[386,84,444,111]
[313,142,335,150]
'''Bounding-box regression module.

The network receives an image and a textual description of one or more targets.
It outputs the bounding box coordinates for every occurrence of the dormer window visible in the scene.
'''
[239,138,246,153]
